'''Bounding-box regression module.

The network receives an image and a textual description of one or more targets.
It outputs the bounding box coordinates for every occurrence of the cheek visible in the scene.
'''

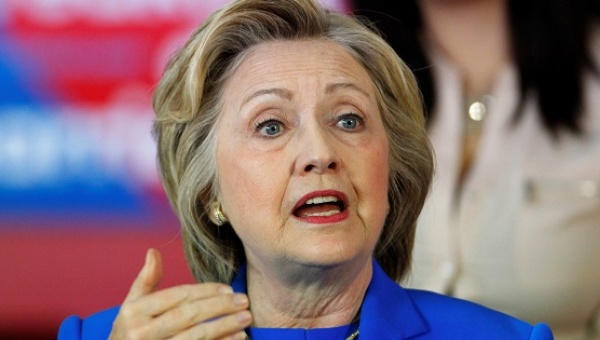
[218,151,288,224]
[367,149,390,207]
[360,139,390,203]
[219,155,289,248]
[349,138,390,235]
[222,161,263,210]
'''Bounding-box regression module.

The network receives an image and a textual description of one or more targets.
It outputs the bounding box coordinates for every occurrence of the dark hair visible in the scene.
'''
[352,0,600,137]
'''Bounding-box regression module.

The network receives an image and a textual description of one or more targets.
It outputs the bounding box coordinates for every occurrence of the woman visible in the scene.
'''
[59,0,554,339]
[352,0,600,339]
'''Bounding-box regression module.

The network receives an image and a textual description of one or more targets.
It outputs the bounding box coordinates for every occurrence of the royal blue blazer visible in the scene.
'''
[59,260,553,339]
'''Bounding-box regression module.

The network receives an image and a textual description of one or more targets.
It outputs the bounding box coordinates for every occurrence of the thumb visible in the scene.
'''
[124,248,163,303]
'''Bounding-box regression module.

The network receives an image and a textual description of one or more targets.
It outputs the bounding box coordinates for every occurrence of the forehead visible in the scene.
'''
[224,39,375,95]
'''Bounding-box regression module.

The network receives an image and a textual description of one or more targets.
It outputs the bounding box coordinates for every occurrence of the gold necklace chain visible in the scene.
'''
[244,329,359,340]
[347,329,359,340]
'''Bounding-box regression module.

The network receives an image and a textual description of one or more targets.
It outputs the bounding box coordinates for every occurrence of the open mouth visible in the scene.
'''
[293,194,346,218]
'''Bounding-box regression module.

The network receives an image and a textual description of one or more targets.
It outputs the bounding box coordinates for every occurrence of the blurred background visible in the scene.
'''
[0,0,348,338]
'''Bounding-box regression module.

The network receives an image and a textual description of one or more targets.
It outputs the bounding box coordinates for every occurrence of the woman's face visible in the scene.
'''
[215,40,389,271]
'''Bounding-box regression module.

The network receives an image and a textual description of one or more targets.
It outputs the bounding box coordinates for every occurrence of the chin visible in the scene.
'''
[286,241,367,269]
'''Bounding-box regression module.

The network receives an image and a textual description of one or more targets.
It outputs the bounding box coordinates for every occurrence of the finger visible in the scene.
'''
[115,288,249,338]
[127,282,238,321]
[171,310,252,340]
[153,292,250,335]
[124,282,234,317]
[124,248,163,303]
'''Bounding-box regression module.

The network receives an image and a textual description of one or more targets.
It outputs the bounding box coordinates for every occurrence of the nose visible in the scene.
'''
[304,160,337,173]
[294,125,340,175]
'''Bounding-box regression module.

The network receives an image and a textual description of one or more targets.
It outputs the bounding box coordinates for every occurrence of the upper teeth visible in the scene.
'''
[305,195,339,205]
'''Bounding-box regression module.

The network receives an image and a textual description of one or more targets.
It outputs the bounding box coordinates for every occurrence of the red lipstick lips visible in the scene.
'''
[292,190,348,224]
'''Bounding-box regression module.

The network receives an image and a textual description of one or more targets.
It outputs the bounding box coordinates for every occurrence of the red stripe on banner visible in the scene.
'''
[0,229,195,337]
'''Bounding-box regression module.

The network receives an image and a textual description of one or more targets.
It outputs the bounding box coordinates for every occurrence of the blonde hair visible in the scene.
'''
[152,0,433,283]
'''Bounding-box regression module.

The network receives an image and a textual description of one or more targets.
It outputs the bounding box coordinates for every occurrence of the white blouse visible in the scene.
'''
[404,29,600,340]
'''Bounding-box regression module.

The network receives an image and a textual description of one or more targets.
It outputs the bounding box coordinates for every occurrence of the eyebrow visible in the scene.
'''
[325,82,371,98]
[241,81,371,106]
[242,88,292,106]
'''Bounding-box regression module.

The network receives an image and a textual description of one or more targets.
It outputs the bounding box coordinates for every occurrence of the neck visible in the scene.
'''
[420,0,510,97]
[246,258,372,328]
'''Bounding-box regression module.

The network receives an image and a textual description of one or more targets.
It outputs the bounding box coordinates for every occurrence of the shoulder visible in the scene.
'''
[404,289,554,340]
[58,306,120,340]
[368,263,553,339]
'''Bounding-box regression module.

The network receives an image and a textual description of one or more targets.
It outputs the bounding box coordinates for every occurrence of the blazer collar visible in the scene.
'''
[360,259,429,338]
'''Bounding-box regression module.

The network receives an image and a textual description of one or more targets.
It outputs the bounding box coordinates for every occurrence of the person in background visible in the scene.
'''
[57,0,554,339]
[352,0,600,339]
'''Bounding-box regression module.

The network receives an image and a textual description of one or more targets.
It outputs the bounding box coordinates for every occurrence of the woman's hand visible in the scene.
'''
[109,249,252,339]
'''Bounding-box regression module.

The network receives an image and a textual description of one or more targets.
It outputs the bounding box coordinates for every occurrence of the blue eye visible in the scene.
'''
[256,119,284,137]
[336,113,363,130]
